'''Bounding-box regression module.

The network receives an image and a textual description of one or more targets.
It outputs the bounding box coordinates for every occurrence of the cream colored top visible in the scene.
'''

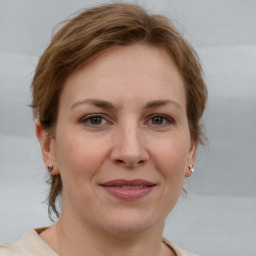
[0,228,198,256]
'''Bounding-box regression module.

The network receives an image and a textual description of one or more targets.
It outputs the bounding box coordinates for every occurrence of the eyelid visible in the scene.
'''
[80,113,101,120]
[146,113,175,126]
[80,113,112,126]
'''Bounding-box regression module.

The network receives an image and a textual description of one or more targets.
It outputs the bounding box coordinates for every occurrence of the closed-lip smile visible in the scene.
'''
[100,179,156,200]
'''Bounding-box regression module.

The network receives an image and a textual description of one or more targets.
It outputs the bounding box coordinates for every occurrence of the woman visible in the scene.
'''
[0,3,207,256]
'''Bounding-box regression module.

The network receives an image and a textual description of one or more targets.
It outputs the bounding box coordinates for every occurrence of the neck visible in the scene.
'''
[48,214,172,256]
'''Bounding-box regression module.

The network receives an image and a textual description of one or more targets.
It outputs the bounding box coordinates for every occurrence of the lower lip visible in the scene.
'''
[102,186,154,200]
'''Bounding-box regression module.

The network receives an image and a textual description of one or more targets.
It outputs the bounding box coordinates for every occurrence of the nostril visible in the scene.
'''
[138,160,145,165]
[116,159,124,164]
[115,159,145,167]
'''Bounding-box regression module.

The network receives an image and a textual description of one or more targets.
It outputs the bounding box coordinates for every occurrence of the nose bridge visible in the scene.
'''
[111,118,148,167]
[122,122,141,152]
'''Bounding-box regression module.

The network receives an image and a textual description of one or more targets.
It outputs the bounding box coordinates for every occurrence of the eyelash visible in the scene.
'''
[80,114,110,127]
[79,113,174,128]
[145,114,174,127]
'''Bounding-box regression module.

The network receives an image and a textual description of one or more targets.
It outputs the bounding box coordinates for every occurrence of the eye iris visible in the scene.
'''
[152,116,163,125]
[91,117,102,125]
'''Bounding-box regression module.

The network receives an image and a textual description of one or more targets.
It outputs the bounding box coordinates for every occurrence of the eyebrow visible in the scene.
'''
[71,99,114,110]
[145,99,181,110]
[71,98,181,111]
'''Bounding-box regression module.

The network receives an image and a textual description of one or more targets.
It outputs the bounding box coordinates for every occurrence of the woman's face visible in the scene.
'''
[40,43,196,236]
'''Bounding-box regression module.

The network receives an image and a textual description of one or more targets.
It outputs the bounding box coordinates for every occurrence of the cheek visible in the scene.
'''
[55,133,108,181]
[151,137,190,216]
[154,135,191,180]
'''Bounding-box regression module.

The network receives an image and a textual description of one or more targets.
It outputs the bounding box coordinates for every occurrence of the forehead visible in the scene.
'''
[61,43,186,109]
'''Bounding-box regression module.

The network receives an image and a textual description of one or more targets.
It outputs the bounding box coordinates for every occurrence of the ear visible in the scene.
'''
[185,139,198,177]
[35,119,60,175]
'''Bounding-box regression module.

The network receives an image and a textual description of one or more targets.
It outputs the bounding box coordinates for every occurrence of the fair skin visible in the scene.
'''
[36,43,197,256]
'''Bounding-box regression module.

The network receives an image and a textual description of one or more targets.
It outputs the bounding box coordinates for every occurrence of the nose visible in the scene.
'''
[110,124,149,168]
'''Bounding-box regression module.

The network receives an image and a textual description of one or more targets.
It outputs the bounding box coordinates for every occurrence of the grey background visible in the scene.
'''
[0,0,255,255]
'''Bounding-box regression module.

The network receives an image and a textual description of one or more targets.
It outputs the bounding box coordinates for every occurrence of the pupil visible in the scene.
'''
[91,117,102,125]
[153,117,163,125]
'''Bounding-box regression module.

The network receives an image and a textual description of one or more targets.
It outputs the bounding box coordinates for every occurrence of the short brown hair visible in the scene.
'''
[31,3,207,219]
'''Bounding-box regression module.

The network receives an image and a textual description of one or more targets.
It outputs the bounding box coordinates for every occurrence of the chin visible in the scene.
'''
[99,209,166,237]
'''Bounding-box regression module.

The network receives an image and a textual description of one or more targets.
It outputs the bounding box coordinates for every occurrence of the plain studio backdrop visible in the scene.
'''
[0,0,255,255]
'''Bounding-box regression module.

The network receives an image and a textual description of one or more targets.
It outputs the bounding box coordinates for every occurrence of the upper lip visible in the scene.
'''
[100,179,155,187]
